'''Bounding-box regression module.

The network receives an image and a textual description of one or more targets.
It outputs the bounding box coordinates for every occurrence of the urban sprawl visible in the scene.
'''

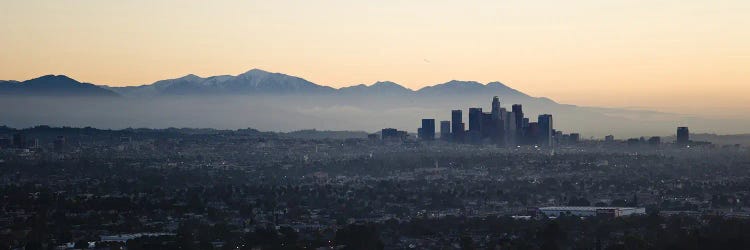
[0,97,748,249]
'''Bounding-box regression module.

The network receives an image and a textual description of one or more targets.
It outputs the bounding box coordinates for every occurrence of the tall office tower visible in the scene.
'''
[451,110,464,142]
[419,119,436,140]
[468,108,483,143]
[676,127,690,145]
[440,121,451,140]
[491,96,501,120]
[538,114,554,147]
[505,111,517,146]
[490,96,507,144]
[11,133,26,149]
[468,108,483,132]
[527,122,540,144]
[481,112,495,140]
[521,117,531,145]
[511,105,524,145]
[512,104,524,130]
[498,108,508,145]
[456,122,465,142]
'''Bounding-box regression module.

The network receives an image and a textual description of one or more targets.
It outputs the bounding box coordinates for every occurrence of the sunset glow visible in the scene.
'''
[2,0,749,115]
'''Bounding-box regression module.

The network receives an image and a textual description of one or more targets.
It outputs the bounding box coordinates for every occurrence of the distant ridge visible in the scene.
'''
[338,81,413,96]
[0,75,118,97]
[416,80,529,97]
[2,68,535,99]
[105,68,534,98]
[110,69,529,97]
[2,68,749,137]
[109,69,335,96]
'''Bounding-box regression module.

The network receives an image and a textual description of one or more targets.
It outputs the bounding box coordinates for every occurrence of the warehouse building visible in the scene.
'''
[535,206,646,218]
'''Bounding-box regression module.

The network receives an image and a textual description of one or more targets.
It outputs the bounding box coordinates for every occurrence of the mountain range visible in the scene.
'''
[2,68,749,138]
[0,75,117,97]
[0,69,543,99]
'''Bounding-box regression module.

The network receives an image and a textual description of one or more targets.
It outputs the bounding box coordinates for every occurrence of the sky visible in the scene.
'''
[1,0,749,116]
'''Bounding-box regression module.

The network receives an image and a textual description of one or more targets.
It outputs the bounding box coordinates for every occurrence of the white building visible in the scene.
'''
[537,206,646,218]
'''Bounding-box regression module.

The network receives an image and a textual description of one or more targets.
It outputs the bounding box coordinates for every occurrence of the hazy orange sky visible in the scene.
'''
[2,0,748,116]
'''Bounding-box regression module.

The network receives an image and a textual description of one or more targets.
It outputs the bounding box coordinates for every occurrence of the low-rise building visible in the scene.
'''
[537,206,646,218]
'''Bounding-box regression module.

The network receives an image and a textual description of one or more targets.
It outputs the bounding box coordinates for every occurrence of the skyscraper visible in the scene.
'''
[468,108,483,132]
[491,96,501,120]
[451,110,464,142]
[455,123,465,143]
[527,122,540,144]
[468,108,483,143]
[505,111,517,146]
[512,104,524,131]
[676,127,690,145]
[419,119,436,140]
[538,114,554,147]
[440,121,451,140]
[481,112,494,140]
[521,117,530,144]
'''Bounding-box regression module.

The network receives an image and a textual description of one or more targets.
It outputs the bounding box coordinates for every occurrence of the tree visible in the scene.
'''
[540,221,564,250]
[74,239,89,249]
[334,224,384,250]
[459,234,475,250]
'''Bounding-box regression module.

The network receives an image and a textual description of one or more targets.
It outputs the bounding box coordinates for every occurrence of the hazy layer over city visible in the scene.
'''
[2,92,750,138]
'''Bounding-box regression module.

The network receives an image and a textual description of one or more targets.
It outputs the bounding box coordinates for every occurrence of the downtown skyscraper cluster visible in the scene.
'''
[419,96,554,147]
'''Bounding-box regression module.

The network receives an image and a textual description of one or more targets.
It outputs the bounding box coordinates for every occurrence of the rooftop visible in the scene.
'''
[539,207,644,211]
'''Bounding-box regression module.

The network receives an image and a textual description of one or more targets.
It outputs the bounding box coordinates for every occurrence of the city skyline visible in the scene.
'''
[2,1,749,117]
[418,96,556,147]
[2,68,747,138]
